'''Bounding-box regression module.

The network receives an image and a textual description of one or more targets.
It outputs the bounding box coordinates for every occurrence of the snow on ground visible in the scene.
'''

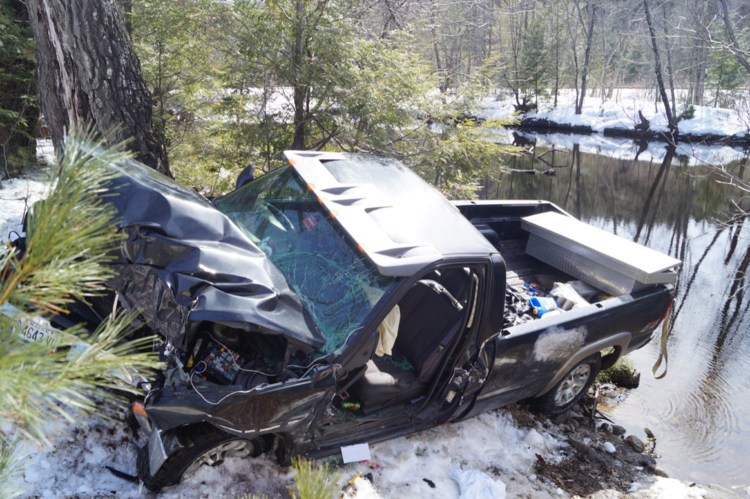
[4,402,711,499]
[0,142,722,498]
[0,175,50,241]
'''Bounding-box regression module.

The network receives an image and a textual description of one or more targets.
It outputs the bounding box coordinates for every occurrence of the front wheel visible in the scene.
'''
[141,426,265,491]
[532,354,601,415]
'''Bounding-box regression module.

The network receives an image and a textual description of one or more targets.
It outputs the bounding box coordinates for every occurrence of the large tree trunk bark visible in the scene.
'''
[26,0,170,175]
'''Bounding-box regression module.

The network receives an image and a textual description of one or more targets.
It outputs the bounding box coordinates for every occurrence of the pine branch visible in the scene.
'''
[0,127,162,486]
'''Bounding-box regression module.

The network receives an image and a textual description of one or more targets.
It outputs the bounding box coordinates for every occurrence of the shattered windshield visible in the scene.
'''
[215,167,398,353]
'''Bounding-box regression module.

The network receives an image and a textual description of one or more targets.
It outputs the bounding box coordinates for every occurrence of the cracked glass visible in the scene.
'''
[216,167,398,353]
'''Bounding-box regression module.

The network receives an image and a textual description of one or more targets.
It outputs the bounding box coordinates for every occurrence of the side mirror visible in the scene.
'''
[236,165,256,189]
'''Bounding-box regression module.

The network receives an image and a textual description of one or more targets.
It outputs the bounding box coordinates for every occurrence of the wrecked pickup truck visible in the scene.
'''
[77,151,679,490]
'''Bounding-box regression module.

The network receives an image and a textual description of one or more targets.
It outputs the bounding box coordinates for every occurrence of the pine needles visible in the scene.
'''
[0,128,162,494]
[1,129,127,313]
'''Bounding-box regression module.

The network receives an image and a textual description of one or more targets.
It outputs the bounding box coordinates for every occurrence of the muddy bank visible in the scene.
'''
[507,386,742,498]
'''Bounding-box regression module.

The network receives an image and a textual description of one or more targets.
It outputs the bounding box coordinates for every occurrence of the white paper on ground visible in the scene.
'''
[341,443,371,463]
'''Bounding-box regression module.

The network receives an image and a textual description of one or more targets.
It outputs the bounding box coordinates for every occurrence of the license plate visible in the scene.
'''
[1,303,62,351]
[17,318,61,350]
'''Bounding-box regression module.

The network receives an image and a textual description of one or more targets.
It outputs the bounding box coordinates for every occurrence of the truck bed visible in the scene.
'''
[498,237,562,288]
[454,200,575,288]
[454,200,679,296]
[454,200,672,331]
[452,200,677,419]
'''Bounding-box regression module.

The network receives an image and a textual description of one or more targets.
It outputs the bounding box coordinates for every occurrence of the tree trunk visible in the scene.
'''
[576,1,596,115]
[26,0,170,175]
[661,3,677,118]
[567,6,580,112]
[432,23,445,93]
[291,0,306,148]
[643,0,677,140]
[684,1,711,106]
[719,0,750,74]
[553,3,560,107]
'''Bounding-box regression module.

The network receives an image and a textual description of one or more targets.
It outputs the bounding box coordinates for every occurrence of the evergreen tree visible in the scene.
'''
[707,44,746,107]
[0,0,37,178]
[124,0,513,196]
[519,17,550,105]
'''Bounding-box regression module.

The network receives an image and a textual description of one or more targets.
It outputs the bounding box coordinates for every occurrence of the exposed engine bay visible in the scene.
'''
[157,322,323,395]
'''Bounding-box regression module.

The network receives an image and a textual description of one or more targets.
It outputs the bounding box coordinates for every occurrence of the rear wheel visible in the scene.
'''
[533,354,601,415]
[142,426,265,491]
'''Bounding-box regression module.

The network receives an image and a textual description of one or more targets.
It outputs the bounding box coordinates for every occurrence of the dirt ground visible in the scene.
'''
[507,385,669,497]
[506,383,743,499]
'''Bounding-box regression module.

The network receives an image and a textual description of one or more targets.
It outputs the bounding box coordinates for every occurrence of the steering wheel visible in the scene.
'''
[262,202,295,232]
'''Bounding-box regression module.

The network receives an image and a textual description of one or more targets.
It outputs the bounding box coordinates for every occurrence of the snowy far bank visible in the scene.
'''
[476,89,749,167]
[477,88,750,137]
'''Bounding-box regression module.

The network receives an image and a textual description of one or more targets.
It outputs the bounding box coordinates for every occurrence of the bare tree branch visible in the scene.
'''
[718,0,750,73]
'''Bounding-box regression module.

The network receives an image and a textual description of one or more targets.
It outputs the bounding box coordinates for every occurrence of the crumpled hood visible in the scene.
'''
[105,159,322,351]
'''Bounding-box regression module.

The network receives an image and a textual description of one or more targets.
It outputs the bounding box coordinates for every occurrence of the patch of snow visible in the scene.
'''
[0,175,50,242]
[449,467,506,499]
[626,477,707,498]
[629,482,643,492]
[12,406,706,499]
[0,140,54,242]
[475,96,517,121]
[679,106,747,137]
[524,428,547,450]
[602,442,616,454]
[8,407,571,498]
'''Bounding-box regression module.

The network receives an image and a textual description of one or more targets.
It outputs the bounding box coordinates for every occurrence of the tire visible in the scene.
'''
[141,426,265,491]
[532,354,601,415]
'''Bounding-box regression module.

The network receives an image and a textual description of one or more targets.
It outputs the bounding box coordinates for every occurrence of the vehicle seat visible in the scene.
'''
[351,280,465,413]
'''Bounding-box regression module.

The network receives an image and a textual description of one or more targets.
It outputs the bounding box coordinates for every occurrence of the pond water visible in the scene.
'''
[482,132,750,492]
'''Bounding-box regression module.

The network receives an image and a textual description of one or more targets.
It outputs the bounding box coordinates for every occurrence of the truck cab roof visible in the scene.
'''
[286,150,498,277]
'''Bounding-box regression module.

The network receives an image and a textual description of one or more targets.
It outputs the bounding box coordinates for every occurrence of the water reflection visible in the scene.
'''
[481,137,750,488]
[633,146,674,246]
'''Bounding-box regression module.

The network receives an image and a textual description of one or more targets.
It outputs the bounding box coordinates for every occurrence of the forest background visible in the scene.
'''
[2,0,749,198]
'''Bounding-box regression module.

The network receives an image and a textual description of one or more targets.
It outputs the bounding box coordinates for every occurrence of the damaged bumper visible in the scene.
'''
[132,401,168,481]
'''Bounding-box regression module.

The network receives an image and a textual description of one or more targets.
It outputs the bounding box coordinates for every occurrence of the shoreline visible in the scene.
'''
[514,117,750,148]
